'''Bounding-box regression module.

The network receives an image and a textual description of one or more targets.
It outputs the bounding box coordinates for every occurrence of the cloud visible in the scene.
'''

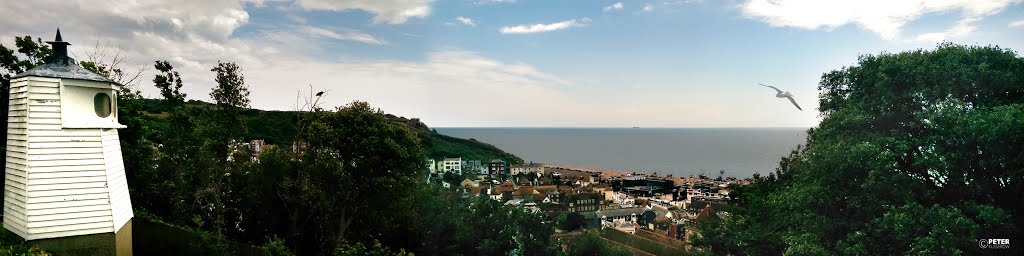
[642,4,654,12]
[0,0,595,126]
[603,2,624,12]
[915,18,978,43]
[453,16,476,26]
[500,18,590,34]
[300,26,386,44]
[1011,20,1024,27]
[740,0,1022,40]
[294,0,434,24]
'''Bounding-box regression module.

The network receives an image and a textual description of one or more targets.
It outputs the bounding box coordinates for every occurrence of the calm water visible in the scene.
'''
[436,128,808,178]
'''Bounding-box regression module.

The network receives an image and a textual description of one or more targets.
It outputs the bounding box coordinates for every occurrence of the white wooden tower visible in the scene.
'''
[4,30,133,241]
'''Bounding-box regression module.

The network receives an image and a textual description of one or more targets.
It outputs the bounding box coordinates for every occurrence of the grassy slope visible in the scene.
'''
[136,98,522,163]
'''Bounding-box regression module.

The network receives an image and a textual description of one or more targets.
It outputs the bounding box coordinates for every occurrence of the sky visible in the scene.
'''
[2,0,1023,127]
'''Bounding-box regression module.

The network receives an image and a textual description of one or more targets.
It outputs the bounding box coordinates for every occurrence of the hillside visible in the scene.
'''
[135,98,523,163]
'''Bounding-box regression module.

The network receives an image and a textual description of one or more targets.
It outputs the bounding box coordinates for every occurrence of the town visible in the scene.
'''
[425,157,748,252]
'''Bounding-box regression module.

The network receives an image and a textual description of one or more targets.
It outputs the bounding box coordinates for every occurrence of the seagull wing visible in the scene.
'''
[786,95,803,111]
[759,83,783,94]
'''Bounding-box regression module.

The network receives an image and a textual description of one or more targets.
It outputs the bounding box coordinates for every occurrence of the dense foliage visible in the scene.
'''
[119,59,562,255]
[693,43,1023,255]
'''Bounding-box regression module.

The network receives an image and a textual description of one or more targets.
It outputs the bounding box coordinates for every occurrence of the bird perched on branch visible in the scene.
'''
[759,83,802,111]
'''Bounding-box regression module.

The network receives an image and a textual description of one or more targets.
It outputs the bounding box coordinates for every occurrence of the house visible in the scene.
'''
[463,159,483,175]
[425,159,436,173]
[442,157,462,175]
[565,191,603,213]
[460,178,477,188]
[489,159,506,177]
[511,162,545,176]
[250,139,266,153]
[583,207,646,224]
[290,139,308,155]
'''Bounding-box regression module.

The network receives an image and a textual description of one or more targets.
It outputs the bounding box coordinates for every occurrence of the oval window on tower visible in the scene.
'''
[94,93,112,117]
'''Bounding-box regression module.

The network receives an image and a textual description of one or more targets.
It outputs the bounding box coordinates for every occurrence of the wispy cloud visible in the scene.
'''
[301,26,386,45]
[740,0,1020,40]
[294,0,434,24]
[448,16,475,26]
[915,18,978,42]
[642,4,654,12]
[500,18,590,34]
[1011,20,1024,27]
[603,2,624,12]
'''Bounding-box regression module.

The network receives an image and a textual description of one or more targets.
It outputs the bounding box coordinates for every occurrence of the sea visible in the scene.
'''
[436,128,809,178]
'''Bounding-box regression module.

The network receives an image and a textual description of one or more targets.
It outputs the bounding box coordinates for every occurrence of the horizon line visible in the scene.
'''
[433,126,812,129]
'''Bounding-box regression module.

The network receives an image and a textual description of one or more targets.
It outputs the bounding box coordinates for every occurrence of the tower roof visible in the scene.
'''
[12,29,118,84]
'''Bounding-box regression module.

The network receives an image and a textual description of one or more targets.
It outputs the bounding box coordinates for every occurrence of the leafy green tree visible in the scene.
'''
[288,101,426,255]
[562,212,586,231]
[210,61,250,110]
[209,61,250,162]
[153,60,187,106]
[695,43,1023,255]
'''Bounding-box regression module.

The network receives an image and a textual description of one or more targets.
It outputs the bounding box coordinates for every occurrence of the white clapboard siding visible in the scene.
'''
[6,76,133,240]
[26,192,110,204]
[5,78,31,239]
[103,130,133,232]
[28,209,112,222]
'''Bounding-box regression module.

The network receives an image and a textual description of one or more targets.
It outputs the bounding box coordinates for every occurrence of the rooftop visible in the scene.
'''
[13,30,117,84]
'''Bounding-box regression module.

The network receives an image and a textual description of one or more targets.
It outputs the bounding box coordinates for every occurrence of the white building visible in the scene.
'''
[425,158,436,173]
[511,162,545,176]
[4,31,133,242]
[442,157,462,175]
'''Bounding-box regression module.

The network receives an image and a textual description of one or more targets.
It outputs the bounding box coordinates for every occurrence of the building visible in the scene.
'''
[442,157,462,175]
[489,159,506,177]
[4,30,133,252]
[462,159,482,175]
[425,159,436,173]
[290,139,308,155]
[565,191,603,212]
[511,162,545,176]
[250,139,266,153]
[529,162,546,175]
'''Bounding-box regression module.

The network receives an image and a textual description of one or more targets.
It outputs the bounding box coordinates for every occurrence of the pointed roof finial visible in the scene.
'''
[46,28,71,64]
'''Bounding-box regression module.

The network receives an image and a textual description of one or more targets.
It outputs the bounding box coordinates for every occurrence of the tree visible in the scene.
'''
[563,212,586,231]
[210,61,250,110]
[694,43,1023,255]
[153,60,186,106]
[288,101,426,255]
[208,61,250,162]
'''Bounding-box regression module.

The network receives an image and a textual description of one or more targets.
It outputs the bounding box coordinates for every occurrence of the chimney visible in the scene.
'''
[46,29,73,65]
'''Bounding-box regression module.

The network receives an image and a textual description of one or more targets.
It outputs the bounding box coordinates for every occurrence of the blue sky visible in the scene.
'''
[2,0,1024,127]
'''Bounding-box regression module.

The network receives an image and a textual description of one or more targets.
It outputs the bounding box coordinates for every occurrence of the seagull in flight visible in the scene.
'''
[760,83,802,111]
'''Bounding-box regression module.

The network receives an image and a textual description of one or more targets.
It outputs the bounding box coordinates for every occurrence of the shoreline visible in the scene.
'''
[543,164,630,179]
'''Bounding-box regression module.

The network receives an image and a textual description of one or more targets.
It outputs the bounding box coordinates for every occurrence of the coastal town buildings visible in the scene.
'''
[435,156,745,246]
